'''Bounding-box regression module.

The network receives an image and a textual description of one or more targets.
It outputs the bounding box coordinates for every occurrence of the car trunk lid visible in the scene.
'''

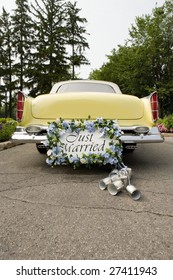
[31,92,144,120]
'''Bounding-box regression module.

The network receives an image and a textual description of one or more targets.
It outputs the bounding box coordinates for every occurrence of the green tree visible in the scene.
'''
[30,0,70,95]
[90,1,173,116]
[11,0,34,92]
[128,1,173,114]
[0,7,14,117]
[0,0,90,99]
[65,1,89,79]
[90,45,152,96]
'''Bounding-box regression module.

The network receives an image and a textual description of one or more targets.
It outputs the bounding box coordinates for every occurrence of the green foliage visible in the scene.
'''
[30,0,70,94]
[164,115,173,129]
[0,118,17,142]
[0,0,89,100]
[158,115,173,129]
[89,0,173,116]
[65,1,89,79]
[0,8,15,118]
[11,0,34,91]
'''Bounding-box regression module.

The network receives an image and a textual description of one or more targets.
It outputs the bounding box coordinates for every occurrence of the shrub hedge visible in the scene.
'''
[157,115,173,132]
[0,118,17,142]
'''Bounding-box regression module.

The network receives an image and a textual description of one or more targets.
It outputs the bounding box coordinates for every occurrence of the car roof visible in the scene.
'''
[50,80,122,94]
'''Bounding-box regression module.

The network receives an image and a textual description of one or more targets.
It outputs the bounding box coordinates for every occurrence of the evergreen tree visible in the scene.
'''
[0,7,14,117]
[0,0,90,99]
[65,1,89,79]
[11,0,34,91]
[30,0,70,95]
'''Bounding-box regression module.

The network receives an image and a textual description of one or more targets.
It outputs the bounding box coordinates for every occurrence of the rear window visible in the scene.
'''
[57,82,116,93]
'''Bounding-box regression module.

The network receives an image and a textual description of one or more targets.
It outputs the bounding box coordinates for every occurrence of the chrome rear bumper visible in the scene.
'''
[11,126,164,144]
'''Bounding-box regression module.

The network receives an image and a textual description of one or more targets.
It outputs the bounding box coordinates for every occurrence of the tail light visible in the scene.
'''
[150,91,159,121]
[16,91,25,122]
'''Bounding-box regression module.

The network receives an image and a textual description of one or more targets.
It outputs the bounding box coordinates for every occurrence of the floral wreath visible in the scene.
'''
[45,117,123,168]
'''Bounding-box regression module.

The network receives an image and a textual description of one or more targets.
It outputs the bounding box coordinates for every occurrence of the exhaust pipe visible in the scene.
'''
[99,177,112,190]
[107,180,124,196]
[126,184,141,200]
[125,145,137,150]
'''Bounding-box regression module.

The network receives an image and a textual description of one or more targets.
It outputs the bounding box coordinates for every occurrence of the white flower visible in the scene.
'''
[80,158,87,164]
[75,120,80,126]
[47,149,52,156]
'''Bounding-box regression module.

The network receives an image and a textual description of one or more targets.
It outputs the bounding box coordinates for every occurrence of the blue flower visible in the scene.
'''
[114,129,122,137]
[60,156,66,163]
[76,127,81,134]
[54,158,59,165]
[52,145,61,156]
[102,126,110,136]
[85,121,95,133]
[117,150,122,157]
[69,156,79,164]
[103,152,110,159]
[46,158,54,165]
[107,157,118,165]
[110,145,121,153]
[47,123,56,136]
[96,117,103,124]
[62,120,69,129]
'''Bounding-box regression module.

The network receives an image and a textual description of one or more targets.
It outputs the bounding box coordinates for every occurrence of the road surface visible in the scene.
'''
[0,138,173,260]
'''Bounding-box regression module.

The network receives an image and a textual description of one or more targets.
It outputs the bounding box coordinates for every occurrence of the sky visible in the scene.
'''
[0,0,166,78]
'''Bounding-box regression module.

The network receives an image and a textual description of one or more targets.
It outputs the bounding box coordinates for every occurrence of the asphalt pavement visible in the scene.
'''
[0,137,172,260]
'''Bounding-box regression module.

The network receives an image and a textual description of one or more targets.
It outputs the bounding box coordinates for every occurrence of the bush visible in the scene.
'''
[157,115,173,132]
[163,115,173,129]
[0,118,17,142]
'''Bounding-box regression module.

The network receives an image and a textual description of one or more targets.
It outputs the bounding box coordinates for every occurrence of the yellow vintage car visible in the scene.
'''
[12,80,164,154]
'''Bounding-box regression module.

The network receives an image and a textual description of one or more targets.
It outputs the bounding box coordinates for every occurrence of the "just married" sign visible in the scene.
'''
[46,118,122,168]
[60,130,110,157]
